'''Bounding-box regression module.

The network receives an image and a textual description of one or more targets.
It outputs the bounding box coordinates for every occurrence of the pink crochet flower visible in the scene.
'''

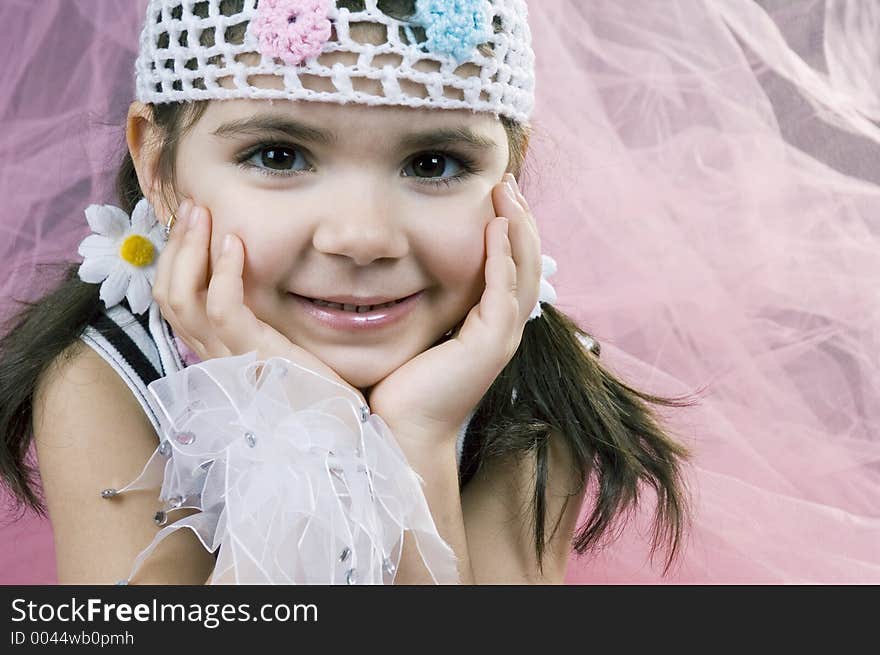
[251,0,333,67]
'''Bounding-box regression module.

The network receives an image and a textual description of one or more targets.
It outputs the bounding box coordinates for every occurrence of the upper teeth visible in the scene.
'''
[310,298,404,312]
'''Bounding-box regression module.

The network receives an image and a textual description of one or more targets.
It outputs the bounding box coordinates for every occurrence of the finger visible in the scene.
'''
[205,234,277,358]
[154,201,221,360]
[169,205,211,302]
[153,198,193,323]
[509,179,546,324]
[164,205,226,356]
[495,177,542,323]
[504,174,538,236]
[458,217,517,353]
[511,175,537,231]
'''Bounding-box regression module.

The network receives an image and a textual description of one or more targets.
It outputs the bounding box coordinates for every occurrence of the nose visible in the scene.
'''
[311,182,409,266]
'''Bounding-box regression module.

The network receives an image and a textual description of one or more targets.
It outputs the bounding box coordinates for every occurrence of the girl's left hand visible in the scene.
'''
[367,174,542,446]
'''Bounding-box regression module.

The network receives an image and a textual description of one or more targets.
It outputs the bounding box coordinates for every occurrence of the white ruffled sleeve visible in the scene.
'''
[100,352,460,585]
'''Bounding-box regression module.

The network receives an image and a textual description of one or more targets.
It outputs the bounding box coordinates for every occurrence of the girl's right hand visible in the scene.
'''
[151,199,366,406]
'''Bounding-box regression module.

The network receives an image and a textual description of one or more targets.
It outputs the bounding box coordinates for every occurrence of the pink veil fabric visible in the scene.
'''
[1,0,878,584]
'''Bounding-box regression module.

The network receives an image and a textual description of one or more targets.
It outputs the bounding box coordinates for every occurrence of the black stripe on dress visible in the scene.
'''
[134,306,151,334]
[92,314,161,386]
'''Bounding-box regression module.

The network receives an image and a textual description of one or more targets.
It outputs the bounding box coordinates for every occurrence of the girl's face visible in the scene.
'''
[171,98,510,391]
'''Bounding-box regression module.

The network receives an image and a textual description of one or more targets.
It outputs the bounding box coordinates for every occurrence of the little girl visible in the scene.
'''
[0,0,694,584]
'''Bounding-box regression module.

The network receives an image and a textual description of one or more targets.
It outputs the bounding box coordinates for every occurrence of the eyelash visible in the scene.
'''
[234,141,481,188]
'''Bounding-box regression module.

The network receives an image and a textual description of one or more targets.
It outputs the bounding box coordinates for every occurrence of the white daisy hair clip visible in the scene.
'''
[77,198,165,315]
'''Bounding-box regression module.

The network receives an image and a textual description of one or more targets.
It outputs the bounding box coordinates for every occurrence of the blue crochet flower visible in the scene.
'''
[412,0,491,63]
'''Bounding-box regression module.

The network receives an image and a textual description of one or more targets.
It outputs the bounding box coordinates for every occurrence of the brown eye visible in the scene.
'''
[259,146,296,170]
[405,152,464,180]
[238,143,312,178]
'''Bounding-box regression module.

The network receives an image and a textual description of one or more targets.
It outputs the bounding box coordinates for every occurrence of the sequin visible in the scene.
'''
[360,405,369,423]
[339,547,351,562]
[345,568,357,584]
[100,488,118,499]
[245,431,257,448]
[153,510,167,526]
[158,440,172,456]
[168,495,183,509]
[175,431,196,446]
[382,557,396,576]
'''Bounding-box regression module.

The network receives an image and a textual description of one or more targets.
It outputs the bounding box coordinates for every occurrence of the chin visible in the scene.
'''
[341,368,386,394]
[321,350,399,393]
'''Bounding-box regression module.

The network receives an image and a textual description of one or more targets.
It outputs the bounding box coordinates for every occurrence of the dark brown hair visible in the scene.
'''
[0,0,699,576]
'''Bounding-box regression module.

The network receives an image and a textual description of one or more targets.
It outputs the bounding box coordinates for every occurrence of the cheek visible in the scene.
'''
[417,212,489,295]
[234,228,306,295]
[453,234,486,283]
[199,195,305,288]
[174,153,306,295]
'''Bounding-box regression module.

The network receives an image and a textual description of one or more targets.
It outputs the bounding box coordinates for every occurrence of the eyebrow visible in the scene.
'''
[211,115,499,151]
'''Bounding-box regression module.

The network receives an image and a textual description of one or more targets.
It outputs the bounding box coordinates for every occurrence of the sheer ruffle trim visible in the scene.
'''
[101,352,460,585]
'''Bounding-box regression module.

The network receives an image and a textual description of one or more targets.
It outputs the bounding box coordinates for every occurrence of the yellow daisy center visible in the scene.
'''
[119,235,155,267]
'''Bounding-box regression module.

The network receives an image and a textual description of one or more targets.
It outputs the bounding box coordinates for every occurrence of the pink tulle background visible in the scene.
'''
[1,0,878,584]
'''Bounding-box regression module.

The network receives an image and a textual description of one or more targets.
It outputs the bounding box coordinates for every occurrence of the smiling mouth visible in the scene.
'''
[291,291,424,329]
[293,288,423,312]
[302,297,410,313]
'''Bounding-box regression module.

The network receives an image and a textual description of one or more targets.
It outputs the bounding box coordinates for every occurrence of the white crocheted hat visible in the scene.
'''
[135,0,536,123]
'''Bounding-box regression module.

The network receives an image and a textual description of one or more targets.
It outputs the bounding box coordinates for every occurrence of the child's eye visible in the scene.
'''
[236,143,480,187]
[236,143,312,178]
[402,152,480,188]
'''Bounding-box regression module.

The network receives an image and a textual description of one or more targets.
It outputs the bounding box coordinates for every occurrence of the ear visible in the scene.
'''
[126,101,170,222]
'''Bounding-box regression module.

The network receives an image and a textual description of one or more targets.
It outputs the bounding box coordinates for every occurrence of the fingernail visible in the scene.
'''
[223,234,234,253]
[500,217,509,235]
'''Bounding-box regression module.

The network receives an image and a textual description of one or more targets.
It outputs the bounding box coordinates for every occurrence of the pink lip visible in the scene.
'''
[292,291,423,331]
